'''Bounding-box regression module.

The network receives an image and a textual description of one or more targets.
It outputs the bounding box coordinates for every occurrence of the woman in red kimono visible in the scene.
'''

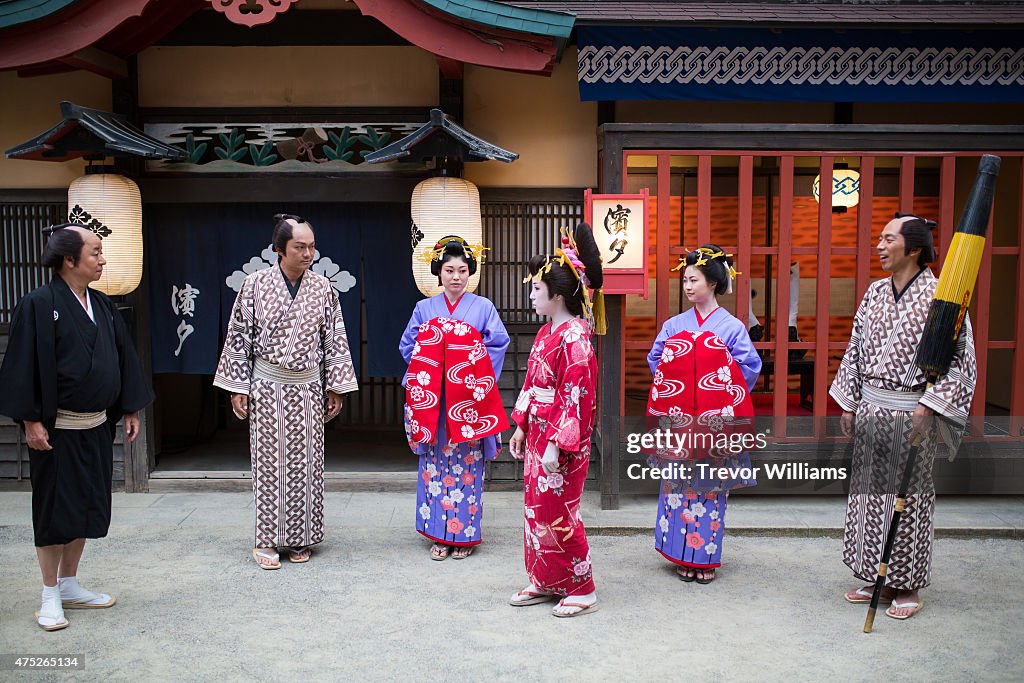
[508,223,604,618]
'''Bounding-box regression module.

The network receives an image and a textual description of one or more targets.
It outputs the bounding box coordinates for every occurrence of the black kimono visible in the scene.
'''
[0,277,153,546]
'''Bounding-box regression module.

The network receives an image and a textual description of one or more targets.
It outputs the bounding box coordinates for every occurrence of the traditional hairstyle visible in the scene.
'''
[41,222,87,272]
[271,213,312,259]
[674,243,738,296]
[430,236,478,277]
[895,212,937,267]
[525,222,605,332]
[420,235,488,286]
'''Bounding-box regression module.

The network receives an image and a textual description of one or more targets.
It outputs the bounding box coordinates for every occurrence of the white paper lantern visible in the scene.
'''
[67,171,143,295]
[813,168,861,210]
[410,176,483,298]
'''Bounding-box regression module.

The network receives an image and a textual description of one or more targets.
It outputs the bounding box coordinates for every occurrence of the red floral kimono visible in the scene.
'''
[511,318,597,596]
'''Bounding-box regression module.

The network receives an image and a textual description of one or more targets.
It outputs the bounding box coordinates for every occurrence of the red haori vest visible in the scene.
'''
[405,316,509,446]
[645,329,755,461]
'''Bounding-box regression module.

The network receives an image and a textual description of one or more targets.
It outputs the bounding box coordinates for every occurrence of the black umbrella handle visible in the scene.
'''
[864,433,922,632]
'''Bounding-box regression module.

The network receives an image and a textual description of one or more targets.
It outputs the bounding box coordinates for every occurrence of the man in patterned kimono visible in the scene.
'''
[830,214,977,621]
[215,214,358,569]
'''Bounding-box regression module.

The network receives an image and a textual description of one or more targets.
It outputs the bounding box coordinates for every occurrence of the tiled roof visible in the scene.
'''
[6,101,187,162]
[426,0,574,36]
[504,1,1024,26]
[0,0,75,29]
[364,109,518,164]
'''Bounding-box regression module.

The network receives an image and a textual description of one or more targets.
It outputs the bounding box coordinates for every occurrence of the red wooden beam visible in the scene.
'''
[656,153,671,327]
[938,156,957,265]
[855,156,874,302]
[436,57,464,80]
[814,157,833,431]
[737,156,753,336]
[774,156,794,438]
[697,155,711,247]
[970,206,994,436]
[1012,164,1024,436]
[899,155,916,214]
[56,47,127,80]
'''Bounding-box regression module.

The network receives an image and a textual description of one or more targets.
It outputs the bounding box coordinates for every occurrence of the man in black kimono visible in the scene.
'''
[0,224,153,631]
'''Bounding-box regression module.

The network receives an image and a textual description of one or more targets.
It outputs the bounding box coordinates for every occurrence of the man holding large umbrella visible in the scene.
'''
[830,212,978,621]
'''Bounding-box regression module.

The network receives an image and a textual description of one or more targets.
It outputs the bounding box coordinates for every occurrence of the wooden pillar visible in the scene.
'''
[772,156,794,438]
[112,56,152,492]
[598,297,623,510]
[439,67,464,123]
[597,129,623,509]
[1011,164,1024,437]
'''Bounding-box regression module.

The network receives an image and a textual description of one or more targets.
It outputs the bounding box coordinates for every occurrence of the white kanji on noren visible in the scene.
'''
[171,283,200,357]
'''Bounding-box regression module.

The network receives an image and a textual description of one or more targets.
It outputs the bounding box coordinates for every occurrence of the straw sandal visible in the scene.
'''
[451,546,474,560]
[886,599,923,620]
[510,588,555,607]
[844,586,894,605]
[252,548,281,570]
[552,598,600,618]
[676,567,696,582]
[695,568,716,584]
[287,546,312,563]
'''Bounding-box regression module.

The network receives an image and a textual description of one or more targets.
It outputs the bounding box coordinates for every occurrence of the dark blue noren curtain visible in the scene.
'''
[147,203,371,376]
[358,202,422,377]
[146,204,222,374]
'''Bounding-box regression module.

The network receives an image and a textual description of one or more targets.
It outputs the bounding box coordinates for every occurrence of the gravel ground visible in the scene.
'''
[1,518,1022,681]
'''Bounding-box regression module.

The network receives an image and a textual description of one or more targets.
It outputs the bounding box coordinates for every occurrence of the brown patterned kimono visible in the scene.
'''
[214,266,357,548]
[829,268,976,590]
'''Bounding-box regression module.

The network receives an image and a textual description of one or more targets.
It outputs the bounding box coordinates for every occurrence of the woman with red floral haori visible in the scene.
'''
[509,222,606,617]
[646,245,761,584]
[400,237,510,561]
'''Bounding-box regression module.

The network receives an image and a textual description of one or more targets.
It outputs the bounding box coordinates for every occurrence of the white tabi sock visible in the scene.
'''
[38,585,66,627]
[58,576,114,606]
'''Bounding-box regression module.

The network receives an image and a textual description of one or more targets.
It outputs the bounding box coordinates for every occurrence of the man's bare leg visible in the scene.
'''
[36,544,64,587]
[57,538,85,579]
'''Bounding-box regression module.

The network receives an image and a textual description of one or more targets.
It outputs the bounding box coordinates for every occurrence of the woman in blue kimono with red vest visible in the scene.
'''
[399,237,510,560]
[646,245,761,584]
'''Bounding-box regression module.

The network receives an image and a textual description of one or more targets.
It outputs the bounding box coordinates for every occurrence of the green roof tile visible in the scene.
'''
[0,0,77,29]
[421,0,574,38]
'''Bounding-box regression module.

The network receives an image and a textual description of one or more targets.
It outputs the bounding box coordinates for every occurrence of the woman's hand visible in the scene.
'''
[542,440,560,474]
[509,427,525,460]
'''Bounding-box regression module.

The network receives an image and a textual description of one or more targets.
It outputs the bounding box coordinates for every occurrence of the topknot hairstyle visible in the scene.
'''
[895,212,937,267]
[41,223,87,272]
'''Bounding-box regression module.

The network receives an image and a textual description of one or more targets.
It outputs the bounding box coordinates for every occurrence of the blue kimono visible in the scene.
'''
[647,307,761,568]
[399,292,510,546]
